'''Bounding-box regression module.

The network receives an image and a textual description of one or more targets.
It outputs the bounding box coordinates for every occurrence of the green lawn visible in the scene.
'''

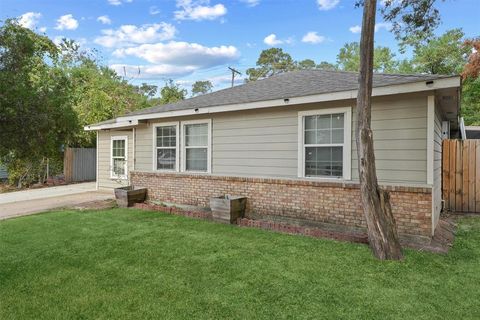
[1,209,479,319]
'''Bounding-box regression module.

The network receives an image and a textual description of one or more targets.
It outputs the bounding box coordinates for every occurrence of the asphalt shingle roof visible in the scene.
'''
[126,69,452,117]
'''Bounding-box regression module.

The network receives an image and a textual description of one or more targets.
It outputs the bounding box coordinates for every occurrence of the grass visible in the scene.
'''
[0,209,479,319]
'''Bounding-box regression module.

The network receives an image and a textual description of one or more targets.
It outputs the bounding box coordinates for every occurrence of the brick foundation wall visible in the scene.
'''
[130,171,433,238]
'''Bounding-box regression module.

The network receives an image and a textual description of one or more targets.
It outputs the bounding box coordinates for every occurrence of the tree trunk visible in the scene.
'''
[356,0,403,260]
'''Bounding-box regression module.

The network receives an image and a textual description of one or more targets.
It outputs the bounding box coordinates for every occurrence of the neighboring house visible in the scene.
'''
[85,70,461,244]
[465,126,480,139]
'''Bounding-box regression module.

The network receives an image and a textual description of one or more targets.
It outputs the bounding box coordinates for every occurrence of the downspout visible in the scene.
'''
[132,127,136,171]
[459,117,466,140]
[96,131,99,190]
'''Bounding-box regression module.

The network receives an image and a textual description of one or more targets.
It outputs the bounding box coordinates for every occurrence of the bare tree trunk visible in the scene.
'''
[356,0,403,260]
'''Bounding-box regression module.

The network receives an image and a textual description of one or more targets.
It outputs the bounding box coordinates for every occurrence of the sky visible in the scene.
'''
[1,0,479,92]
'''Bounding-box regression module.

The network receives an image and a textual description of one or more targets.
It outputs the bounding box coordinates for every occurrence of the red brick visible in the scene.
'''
[131,171,433,237]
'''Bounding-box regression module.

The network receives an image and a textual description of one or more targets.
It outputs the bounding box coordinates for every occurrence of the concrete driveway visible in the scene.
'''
[0,182,114,220]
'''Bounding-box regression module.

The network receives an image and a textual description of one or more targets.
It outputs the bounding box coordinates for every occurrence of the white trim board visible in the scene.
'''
[297,106,352,181]
[85,119,138,131]
[152,122,180,172]
[426,95,435,185]
[110,135,128,180]
[181,119,212,174]
[96,132,99,190]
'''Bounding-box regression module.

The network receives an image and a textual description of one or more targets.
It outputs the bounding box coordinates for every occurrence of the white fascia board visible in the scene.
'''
[426,95,435,185]
[84,119,139,131]
[112,76,460,123]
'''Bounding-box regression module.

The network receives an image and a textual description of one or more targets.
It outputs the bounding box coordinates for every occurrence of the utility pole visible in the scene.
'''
[228,67,242,88]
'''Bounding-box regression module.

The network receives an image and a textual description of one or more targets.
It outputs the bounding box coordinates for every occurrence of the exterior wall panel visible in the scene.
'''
[99,92,431,188]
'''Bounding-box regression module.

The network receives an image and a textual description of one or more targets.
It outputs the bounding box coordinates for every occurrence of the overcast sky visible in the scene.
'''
[2,0,479,92]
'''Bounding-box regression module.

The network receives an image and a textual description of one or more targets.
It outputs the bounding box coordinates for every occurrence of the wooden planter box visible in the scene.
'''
[210,195,247,224]
[114,186,147,208]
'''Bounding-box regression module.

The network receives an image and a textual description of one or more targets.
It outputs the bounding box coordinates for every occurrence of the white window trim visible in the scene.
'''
[297,107,352,180]
[181,119,212,174]
[152,122,180,172]
[110,135,128,180]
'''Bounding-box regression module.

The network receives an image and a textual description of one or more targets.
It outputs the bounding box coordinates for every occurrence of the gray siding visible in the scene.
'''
[128,92,430,186]
[432,104,443,230]
[351,94,428,183]
[97,129,134,189]
[213,109,299,178]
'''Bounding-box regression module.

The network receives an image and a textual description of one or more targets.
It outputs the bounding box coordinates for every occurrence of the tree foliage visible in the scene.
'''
[150,79,187,105]
[337,42,398,73]
[379,0,442,43]
[191,80,213,96]
[462,77,480,125]
[297,59,317,70]
[316,61,338,71]
[0,20,153,186]
[461,38,480,125]
[410,29,470,74]
[58,40,151,147]
[246,48,296,81]
[0,20,77,186]
[462,38,480,79]
[0,20,77,158]
[137,83,158,98]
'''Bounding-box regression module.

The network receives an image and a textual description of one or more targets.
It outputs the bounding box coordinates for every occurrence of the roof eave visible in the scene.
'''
[84,119,139,131]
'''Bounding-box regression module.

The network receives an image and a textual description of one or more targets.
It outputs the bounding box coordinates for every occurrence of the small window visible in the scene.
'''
[182,121,210,172]
[111,136,127,179]
[298,108,351,180]
[155,124,178,171]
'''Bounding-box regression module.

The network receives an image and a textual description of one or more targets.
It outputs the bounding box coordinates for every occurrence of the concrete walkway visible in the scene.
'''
[0,182,114,220]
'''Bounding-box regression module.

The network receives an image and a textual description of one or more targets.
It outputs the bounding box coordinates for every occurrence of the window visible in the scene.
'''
[182,120,211,173]
[154,123,179,171]
[111,136,127,179]
[298,108,351,179]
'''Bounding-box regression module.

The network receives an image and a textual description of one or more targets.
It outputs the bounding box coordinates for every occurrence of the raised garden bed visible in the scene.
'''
[210,195,247,224]
[114,186,147,207]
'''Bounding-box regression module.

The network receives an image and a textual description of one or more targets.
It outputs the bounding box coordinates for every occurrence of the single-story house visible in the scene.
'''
[86,70,461,243]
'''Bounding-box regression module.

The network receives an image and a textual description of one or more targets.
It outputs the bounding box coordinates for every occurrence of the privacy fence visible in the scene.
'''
[442,139,480,213]
[64,148,96,183]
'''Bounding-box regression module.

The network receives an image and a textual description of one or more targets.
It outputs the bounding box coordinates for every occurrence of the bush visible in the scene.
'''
[4,153,63,188]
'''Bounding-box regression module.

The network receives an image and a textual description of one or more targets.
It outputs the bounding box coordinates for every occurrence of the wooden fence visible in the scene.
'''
[442,139,480,213]
[64,148,96,183]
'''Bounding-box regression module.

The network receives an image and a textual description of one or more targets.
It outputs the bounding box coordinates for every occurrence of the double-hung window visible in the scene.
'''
[298,108,351,179]
[182,120,211,173]
[154,123,179,171]
[111,136,127,179]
